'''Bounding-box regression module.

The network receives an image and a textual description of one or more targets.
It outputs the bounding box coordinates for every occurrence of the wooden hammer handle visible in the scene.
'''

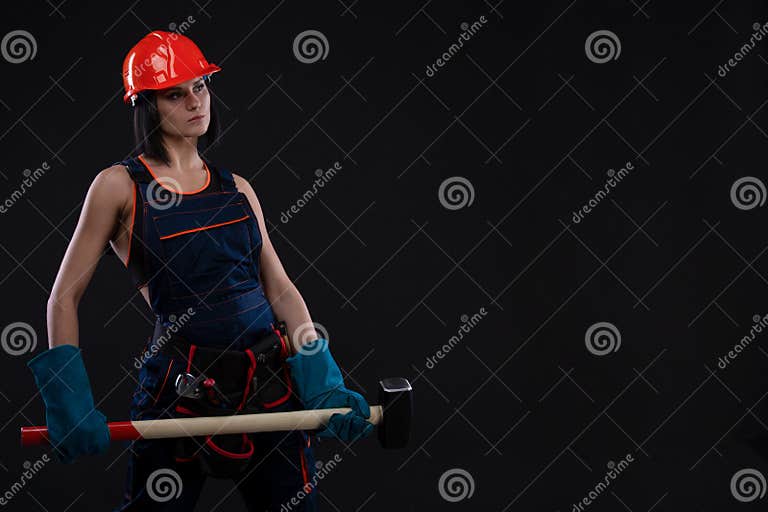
[21,405,383,447]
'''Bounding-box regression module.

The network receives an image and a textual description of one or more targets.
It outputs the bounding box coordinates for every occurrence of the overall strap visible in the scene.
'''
[110,157,151,291]
[214,164,238,193]
[113,156,153,206]
[113,157,153,185]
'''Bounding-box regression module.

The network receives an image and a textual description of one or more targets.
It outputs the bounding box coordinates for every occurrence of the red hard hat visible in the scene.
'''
[121,30,221,104]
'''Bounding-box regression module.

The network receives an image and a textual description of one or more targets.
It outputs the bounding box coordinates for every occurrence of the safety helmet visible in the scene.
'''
[121,30,221,105]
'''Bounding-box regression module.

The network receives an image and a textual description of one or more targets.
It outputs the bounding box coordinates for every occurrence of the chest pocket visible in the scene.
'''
[152,200,256,299]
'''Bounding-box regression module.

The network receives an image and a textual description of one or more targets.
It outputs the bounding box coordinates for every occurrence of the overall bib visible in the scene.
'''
[113,155,318,511]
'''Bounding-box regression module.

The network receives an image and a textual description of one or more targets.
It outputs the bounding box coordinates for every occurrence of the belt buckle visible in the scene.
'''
[175,372,202,398]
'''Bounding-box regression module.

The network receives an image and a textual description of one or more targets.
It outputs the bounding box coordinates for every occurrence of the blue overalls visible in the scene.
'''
[113,155,318,511]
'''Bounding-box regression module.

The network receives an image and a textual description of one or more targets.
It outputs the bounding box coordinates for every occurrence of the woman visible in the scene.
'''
[26,30,373,511]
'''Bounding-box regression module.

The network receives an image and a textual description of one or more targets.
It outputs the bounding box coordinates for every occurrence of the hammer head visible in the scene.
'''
[377,377,412,449]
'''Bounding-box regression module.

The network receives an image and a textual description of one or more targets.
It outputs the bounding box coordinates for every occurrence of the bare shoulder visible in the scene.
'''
[232,173,263,212]
[88,163,134,214]
[94,163,133,189]
[231,172,253,193]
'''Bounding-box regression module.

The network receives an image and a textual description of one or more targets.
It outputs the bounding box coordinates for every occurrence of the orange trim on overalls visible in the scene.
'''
[137,154,211,195]
[186,345,197,373]
[299,445,311,493]
[158,215,249,240]
[124,183,137,267]
[151,360,174,407]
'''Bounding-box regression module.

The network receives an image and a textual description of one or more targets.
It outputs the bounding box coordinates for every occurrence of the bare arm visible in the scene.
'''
[233,173,316,354]
[47,165,131,349]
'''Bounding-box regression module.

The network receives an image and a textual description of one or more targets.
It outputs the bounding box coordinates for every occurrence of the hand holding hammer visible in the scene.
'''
[21,378,413,449]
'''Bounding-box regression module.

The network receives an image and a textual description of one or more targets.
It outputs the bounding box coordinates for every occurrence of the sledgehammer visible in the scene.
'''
[21,377,412,449]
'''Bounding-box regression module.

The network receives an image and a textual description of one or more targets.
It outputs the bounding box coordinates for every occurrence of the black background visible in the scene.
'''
[1,1,768,510]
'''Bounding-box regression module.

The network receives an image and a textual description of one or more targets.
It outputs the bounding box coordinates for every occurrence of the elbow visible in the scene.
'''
[47,293,79,314]
[264,278,297,304]
[48,278,86,311]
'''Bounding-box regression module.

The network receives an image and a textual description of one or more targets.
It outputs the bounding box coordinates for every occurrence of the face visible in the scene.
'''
[155,77,211,138]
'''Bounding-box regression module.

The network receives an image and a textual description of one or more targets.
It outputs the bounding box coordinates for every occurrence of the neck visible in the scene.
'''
[156,134,202,170]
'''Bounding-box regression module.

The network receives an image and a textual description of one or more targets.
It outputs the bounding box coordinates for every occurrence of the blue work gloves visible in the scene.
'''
[285,338,374,443]
[27,344,111,463]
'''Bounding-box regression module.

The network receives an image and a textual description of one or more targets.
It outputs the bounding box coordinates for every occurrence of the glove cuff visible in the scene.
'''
[27,345,110,462]
[286,337,331,359]
[285,338,344,404]
[27,344,99,422]
[28,343,80,373]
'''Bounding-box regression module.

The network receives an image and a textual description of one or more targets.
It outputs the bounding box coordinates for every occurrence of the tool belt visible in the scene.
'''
[153,320,294,478]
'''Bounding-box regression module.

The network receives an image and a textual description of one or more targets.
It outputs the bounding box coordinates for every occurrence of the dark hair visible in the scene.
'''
[130,77,220,165]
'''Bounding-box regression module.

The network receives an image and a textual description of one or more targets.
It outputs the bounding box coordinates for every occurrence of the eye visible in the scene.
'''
[167,92,181,100]
[194,82,205,92]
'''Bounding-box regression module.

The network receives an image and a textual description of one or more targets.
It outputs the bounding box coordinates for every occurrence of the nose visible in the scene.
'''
[186,92,201,110]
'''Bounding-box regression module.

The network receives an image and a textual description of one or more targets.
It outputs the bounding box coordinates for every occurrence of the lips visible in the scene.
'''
[188,114,205,122]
